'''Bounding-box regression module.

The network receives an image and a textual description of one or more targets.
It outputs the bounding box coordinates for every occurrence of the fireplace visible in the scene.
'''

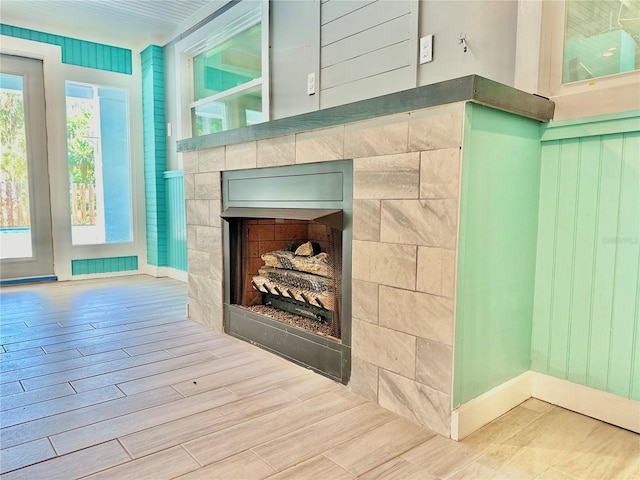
[221,161,353,384]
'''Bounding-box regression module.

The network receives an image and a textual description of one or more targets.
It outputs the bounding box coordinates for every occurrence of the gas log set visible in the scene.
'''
[246,241,340,339]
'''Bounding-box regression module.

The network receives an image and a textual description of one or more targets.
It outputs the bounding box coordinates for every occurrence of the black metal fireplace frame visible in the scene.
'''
[221,160,353,384]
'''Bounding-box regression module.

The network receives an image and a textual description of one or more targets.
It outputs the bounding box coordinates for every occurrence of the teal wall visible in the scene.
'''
[2,24,141,278]
[72,256,138,275]
[453,103,542,406]
[141,45,168,267]
[532,111,640,401]
[1,24,132,74]
[165,170,188,272]
[1,28,184,278]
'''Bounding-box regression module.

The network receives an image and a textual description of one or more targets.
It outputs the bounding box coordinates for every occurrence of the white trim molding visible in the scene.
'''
[532,372,640,435]
[451,371,533,441]
[451,370,640,441]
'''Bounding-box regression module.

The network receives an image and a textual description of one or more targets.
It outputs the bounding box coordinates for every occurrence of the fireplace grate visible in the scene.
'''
[241,225,342,339]
[263,294,330,324]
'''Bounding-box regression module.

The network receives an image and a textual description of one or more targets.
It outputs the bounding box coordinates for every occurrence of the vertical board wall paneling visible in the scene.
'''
[319,0,417,109]
[0,24,132,74]
[566,136,601,386]
[141,45,168,267]
[164,170,188,272]
[532,123,640,401]
[608,132,640,397]
[588,135,624,393]
[71,256,138,275]
[548,139,581,380]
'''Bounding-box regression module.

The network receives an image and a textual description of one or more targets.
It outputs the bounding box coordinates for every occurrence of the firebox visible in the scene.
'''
[221,161,353,384]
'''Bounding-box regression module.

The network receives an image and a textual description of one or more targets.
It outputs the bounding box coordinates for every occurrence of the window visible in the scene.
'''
[533,0,640,118]
[65,81,132,245]
[176,0,269,138]
[191,22,263,135]
[563,0,639,84]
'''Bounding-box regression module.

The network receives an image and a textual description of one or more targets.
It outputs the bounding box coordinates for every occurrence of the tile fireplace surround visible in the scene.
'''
[178,75,554,439]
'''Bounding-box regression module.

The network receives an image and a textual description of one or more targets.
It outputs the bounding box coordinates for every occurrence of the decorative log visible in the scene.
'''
[261,250,332,277]
[252,275,335,311]
[258,266,332,293]
[294,241,321,256]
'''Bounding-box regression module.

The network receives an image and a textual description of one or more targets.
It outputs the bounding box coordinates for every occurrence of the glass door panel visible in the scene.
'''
[0,72,32,259]
[0,55,54,280]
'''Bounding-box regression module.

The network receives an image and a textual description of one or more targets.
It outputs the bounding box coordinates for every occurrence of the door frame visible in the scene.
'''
[1,37,71,279]
[1,54,55,280]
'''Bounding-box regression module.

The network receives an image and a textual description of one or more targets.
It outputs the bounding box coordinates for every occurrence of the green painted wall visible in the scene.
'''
[1,24,132,74]
[165,170,188,272]
[72,256,138,275]
[453,103,542,407]
[141,45,168,267]
[532,111,640,400]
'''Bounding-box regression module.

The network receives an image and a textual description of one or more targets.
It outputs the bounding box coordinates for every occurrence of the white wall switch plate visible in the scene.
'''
[419,34,433,64]
[307,72,316,95]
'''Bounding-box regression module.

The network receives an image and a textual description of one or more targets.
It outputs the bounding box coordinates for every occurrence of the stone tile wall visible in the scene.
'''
[182,102,464,438]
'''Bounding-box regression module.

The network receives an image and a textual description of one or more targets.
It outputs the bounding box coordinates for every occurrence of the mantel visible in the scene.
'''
[177,75,555,153]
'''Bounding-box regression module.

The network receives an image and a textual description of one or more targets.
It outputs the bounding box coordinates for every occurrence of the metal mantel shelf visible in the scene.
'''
[177,74,554,153]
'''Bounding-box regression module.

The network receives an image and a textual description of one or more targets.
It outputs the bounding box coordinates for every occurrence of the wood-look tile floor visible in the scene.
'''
[1,275,638,480]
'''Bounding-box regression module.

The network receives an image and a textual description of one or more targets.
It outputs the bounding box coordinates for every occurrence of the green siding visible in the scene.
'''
[165,170,188,272]
[532,112,640,400]
[141,45,167,267]
[72,256,138,275]
[1,24,132,74]
[453,103,542,407]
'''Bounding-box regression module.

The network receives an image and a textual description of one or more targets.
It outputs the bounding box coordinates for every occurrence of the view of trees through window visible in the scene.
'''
[0,74,29,230]
[66,91,99,230]
[66,81,132,246]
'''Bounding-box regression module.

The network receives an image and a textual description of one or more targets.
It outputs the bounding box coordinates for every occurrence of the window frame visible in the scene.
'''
[175,0,270,140]
[64,79,134,246]
[539,0,640,104]
[61,63,144,262]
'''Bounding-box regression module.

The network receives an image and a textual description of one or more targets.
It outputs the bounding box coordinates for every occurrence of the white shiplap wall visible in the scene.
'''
[320,0,418,109]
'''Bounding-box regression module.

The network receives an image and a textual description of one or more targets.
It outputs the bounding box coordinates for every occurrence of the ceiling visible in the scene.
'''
[0,0,220,47]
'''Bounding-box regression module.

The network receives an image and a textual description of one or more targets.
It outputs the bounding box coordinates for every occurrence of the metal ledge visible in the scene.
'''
[221,207,343,230]
[225,304,351,384]
[177,75,555,152]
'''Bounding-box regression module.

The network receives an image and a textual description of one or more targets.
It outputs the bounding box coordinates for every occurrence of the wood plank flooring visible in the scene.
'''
[1,275,638,479]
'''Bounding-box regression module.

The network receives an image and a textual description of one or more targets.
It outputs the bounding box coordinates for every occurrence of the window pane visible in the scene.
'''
[66,82,132,245]
[563,0,639,83]
[193,24,262,101]
[0,73,32,258]
[192,83,262,136]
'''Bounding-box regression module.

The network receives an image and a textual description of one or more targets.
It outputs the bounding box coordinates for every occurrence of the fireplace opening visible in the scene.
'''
[236,218,343,341]
[221,161,352,384]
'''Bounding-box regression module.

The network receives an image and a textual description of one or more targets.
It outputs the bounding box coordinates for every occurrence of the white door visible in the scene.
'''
[0,54,54,280]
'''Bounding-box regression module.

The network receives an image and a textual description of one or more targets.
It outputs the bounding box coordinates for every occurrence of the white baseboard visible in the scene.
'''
[451,371,532,441]
[531,372,640,434]
[451,371,640,440]
[66,270,145,281]
[144,265,188,283]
